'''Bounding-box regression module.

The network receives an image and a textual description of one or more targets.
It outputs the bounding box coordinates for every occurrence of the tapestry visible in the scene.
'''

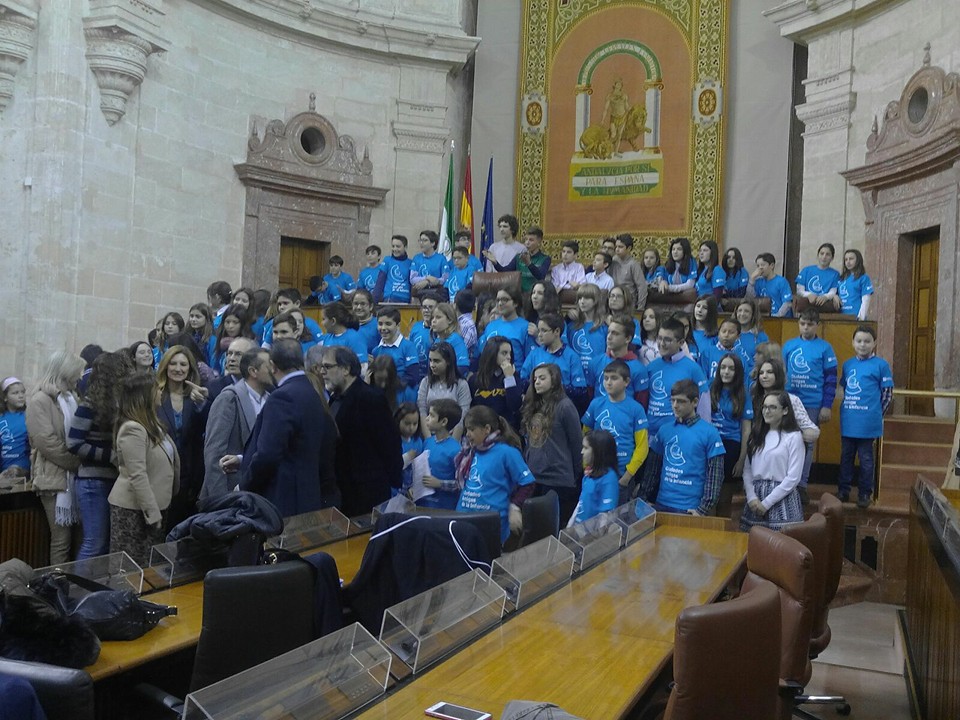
[515,0,728,259]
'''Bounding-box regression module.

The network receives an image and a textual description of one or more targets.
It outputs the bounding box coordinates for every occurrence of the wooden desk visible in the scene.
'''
[86,533,371,681]
[356,526,748,719]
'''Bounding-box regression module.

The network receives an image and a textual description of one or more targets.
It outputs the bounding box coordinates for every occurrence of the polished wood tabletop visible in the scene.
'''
[86,532,371,681]
[356,526,748,720]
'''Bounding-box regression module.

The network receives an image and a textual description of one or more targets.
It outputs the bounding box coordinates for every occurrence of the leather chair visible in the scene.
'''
[413,509,503,561]
[812,493,844,657]
[740,527,815,720]
[663,579,782,720]
[0,657,94,720]
[518,491,560,548]
[471,271,521,301]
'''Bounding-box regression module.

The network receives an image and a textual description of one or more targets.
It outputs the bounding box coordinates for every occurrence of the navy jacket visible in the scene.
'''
[239,374,333,517]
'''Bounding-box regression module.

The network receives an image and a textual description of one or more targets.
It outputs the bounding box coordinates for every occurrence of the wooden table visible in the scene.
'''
[356,526,747,720]
[86,533,371,681]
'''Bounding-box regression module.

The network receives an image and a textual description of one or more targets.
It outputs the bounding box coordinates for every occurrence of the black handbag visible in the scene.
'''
[29,572,177,642]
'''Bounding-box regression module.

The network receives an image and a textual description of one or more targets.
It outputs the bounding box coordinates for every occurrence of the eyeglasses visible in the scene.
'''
[319,362,340,370]
[496,297,512,304]
[761,405,783,412]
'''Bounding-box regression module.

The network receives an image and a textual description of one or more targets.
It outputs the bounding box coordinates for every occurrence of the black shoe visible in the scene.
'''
[838,492,850,503]
[797,486,809,507]
[857,493,872,509]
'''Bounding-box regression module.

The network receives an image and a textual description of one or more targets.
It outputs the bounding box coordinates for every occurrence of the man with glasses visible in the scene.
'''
[205,337,257,403]
[320,346,403,517]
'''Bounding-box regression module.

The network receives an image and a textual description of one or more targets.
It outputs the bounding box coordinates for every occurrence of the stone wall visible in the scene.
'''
[0,0,477,379]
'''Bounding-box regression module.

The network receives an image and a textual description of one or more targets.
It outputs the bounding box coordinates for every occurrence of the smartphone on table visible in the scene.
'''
[424,701,492,720]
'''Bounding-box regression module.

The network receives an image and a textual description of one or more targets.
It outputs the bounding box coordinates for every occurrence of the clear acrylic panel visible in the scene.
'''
[379,569,506,673]
[268,507,351,552]
[559,511,624,572]
[491,535,574,612]
[145,538,231,589]
[612,498,657,547]
[182,623,391,720]
[33,551,143,594]
[371,495,417,524]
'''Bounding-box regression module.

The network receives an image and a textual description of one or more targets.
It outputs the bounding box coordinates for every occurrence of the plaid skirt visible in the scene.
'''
[739,478,803,532]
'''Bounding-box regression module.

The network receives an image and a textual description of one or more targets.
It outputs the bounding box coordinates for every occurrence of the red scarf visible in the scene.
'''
[454,431,500,488]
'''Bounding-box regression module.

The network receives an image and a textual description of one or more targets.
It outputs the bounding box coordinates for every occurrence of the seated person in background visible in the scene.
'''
[551,240,586,292]
[639,379,725,516]
[487,226,551,294]
[641,247,665,286]
[747,252,794,318]
[483,214,523,272]
[358,244,385,301]
[653,237,698,295]
[445,245,476,299]
[584,252,615,292]
[796,242,840,308]
[834,248,874,321]
[611,234,648,310]
[375,235,413,303]
[411,230,448,300]
[418,398,465,510]
[324,255,357,302]
[722,247,750,299]
[695,240,725,301]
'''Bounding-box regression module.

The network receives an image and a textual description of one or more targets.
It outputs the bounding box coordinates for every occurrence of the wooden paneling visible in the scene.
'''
[279,237,328,296]
[0,494,50,567]
[908,235,939,416]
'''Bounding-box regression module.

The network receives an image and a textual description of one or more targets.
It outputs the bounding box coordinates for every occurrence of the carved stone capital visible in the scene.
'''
[83,0,168,125]
[795,92,856,136]
[392,122,449,154]
[0,2,38,114]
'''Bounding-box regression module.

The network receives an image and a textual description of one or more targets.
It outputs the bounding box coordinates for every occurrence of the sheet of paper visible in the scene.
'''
[410,450,434,501]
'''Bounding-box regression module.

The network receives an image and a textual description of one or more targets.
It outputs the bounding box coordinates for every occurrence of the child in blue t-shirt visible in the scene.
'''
[838,326,893,507]
[444,246,476,299]
[834,249,874,321]
[317,255,356,304]
[795,243,840,307]
[645,318,710,437]
[395,403,423,497]
[520,314,588,400]
[377,235,413,303]
[456,406,535,543]
[372,308,421,387]
[409,298,438,378]
[581,361,649,502]
[571,430,620,525]
[709,353,753,503]
[358,245,385,301]
[0,378,30,474]
[699,319,752,381]
[418,399,464,510]
[747,252,794,318]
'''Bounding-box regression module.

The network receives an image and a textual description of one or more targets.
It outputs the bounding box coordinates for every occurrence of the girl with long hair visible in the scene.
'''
[691,295,719,350]
[469,336,523,432]
[0,377,30,476]
[655,237,697,294]
[638,307,659,365]
[834,248,874,320]
[571,430,619,525]
[709,353,752,485]
[606,284,642,346]
[479,287,530,368]
[524,281,561,338]
[739,390,804,531]
[641,247,664,285]
[209,303,254,374]
[108,373,180,564]
[369,354,416,414]
[568,283,608,372]
[129,340,155,373]
[417,342,470,438]
[722,247,749,299]
[430,302,470,376]
[186,303,215,364]
[733,298,768,360]
[455,405,535,544]
[154,311,185,366]
[751,358,820,446]
[695,240,725,300]
[520,363,583,524]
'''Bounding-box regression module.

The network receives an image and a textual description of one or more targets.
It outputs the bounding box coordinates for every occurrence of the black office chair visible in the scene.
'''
[413,509,503,560]
[138,561,315,714]
[518,491,560,548]
[0,657,94,720]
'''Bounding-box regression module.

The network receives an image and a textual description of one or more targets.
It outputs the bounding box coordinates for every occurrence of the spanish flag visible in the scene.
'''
[461,152,475,253]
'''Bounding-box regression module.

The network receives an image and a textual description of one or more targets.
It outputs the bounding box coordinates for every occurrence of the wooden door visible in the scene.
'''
[279,237,327,296]
[907,232,939,416]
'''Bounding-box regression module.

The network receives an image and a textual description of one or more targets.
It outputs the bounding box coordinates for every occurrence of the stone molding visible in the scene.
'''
[393,98,450,154]
[796,91,856,136]
[0,1,37,114]
[763,0,905,43]
[199,0,478,70]
[83,0,169,125]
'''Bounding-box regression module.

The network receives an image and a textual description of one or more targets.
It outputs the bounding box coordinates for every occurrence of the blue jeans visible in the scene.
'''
[76,478,114,560]
[838,437,876,498]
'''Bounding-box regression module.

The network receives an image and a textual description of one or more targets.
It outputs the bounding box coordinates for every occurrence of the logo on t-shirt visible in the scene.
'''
[665,435,686,467]
[838,283,849,301]
[574,329,592,353]
[596,409,620,438]
[650,370,667,400]
[845,369,861,394]
[789,349,810,375]
[808,275,824,293]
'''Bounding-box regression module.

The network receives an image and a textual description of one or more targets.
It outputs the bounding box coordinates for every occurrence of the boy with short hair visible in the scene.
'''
[375,235,413,303]
[581,360,649,498]
[639,379,726,516]
[584,251,615,291]
[521,313,588,400]
[318,255,356,304]
[783,307,838,497]
[699,318,752,380]
[417,398,464,510]
[452,231,483,273]
[372,307,421,386]
[645,317,710,437]
[260,288,321,349]
[838,325,892,507]
[587,314,649,403]
[411,230,448,299]
[551,240,586,291]
[358,245,385,301]
[747,252,794,318]
[445,246,476,299]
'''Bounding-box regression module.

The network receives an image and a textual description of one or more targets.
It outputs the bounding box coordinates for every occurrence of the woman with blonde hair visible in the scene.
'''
[108,373,180,564]
[25,350,85,563]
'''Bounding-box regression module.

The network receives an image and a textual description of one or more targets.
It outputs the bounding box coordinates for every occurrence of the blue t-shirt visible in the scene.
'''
[699,341,752,381]
[445,266,475,297]
[574,468,620,523]
[581,395,649,475]
[783,336,838,410]
[409,321,433,371]
[457,443,534,542]
[650,418,725,511]
[400,435,425,493]
[645,355,709,436]
[664,257,698,284]
[357,318,380,354]
[796,265,840,296]
[0,411,30,471]
[431,332,471,375]
[521,345,588,390]
[262,316,322,346]
[395,385,418,407]
[754,275,794,317]
[587,354,649,399]
[737,329,768,362]
[381,256,412,302]
[412,252,447,283]
[839,355,893,438]
[695,265,726,297]
[711,385,754,441]
[320,272,356,303]
[837,274,874,316]
[566,320,608,371]
[417,435,462,510]
[645,266,666,284]
[358,265,384,293]
[373,337,421,386]
[480,317,531,367]
[724,268,749,296]
[320,329,368,363]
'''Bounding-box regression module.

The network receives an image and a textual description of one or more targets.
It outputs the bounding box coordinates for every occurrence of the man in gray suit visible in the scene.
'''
[200,347,273,503]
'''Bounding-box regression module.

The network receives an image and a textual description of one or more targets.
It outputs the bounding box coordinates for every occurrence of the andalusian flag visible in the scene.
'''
[438,151,454,259]
[460,151,475,253]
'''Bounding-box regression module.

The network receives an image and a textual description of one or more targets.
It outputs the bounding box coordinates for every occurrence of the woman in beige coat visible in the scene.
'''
[25,350,85,564]
[108,373,180,565]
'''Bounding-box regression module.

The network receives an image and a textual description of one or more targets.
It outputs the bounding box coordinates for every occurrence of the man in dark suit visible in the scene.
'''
[320,346,403,516]
[236,339,333,516]
[204,337,257,403]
